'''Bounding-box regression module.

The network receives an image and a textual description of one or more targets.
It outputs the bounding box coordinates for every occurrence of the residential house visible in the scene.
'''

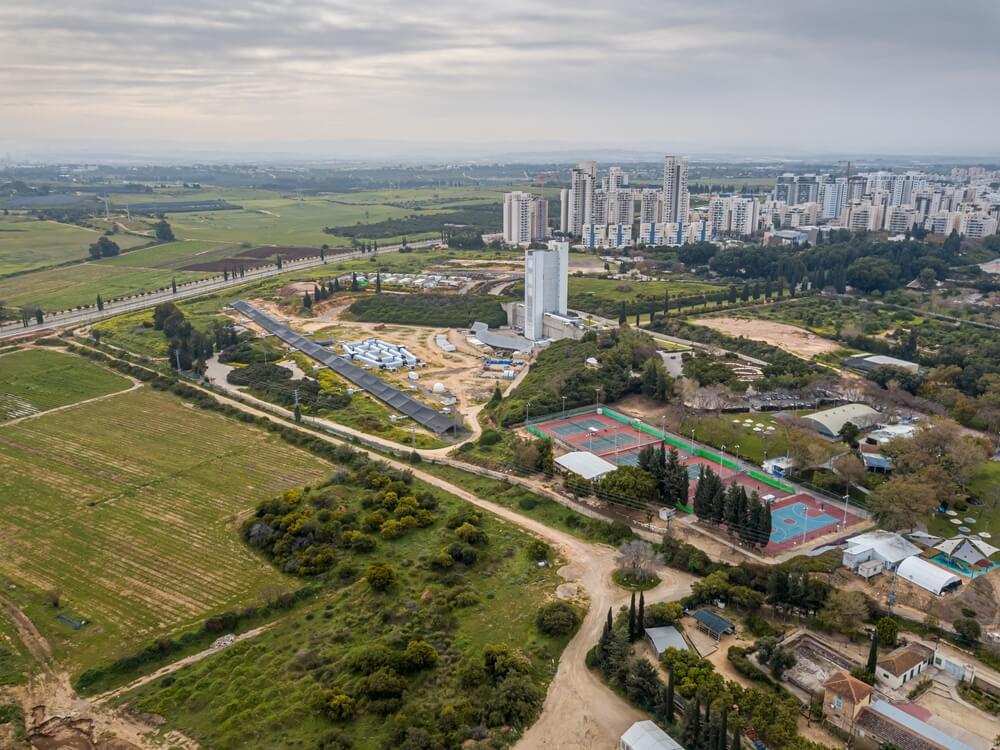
[822,671,873,732]
[877,643,933,690]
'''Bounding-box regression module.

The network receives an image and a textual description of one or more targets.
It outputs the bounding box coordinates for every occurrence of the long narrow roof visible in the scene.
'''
[860,699,975,750]
[554,451,617,480]
[896,556,961,596]
[692,608,734,635]
[803,403,879,434]
[233,301,457,433]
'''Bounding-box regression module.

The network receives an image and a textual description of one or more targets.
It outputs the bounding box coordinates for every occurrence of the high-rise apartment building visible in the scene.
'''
[639,189,662,223]
[567,161,597,236]
[662,156,689,223]
[821,178,849,220]
[524,241,569,341]
[606,166,628,191]
[608,189,634,225]
[502,191,548,245]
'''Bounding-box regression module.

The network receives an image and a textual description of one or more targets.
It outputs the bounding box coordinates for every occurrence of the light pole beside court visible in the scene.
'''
[562,395,567,419]
[525,400,532,426]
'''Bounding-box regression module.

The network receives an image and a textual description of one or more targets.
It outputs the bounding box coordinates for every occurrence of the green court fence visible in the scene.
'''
[527,404,796,495]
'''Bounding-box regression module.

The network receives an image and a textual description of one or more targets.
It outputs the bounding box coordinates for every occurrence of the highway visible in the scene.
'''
[0,239,435,341]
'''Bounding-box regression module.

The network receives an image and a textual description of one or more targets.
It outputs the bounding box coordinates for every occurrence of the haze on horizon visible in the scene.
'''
[2,0,1000,160]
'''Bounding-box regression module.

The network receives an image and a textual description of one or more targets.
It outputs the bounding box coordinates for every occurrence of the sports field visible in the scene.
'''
[0,348,131,421]
[764,494,862,554]
[0,386,329,671]
[532,407,862,553]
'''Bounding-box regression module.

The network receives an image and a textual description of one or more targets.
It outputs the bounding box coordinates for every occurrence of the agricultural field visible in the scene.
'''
[0,386,330,673]
[0,216,148,276]
[0,261,210,311]
[121,472,571,750]
[0,347,131,421]
[2,185,515,313]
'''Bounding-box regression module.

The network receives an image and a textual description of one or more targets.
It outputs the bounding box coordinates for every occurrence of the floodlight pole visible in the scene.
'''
[843,491,850,527]
[562,396,567,419]
[525,400,532,426]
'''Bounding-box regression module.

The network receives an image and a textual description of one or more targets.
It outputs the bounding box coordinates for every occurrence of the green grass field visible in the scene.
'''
[568,276,721,303]
[0,386,330,673]
[122,475,568,750]
[0,348,131,421]
[0,616,29,687]
[0,217,148,276]
[0,261,210,311]
[928,462,1000,539]
[678,413,795,465]
[1,185,516,313]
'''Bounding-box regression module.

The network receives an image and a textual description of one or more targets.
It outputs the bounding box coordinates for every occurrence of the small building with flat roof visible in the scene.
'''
[620,720,683,750]
[843,531,920,577]
[644,626,688,658]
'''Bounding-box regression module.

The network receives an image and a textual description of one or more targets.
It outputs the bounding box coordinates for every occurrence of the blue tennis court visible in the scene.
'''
[548,417,607,436]
[769,501,838,543]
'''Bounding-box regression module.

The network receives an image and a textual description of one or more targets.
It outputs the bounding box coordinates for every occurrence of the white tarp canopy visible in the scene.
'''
[844,531,920,565]
[554,451,617,481]
[896,556,962,596]
[621,721,683,750]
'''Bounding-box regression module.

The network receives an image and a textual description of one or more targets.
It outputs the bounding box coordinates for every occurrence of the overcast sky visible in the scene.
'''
[3,0,999,159]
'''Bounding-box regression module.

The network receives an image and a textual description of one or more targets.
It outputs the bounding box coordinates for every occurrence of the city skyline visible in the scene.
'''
[3,0,1000,159]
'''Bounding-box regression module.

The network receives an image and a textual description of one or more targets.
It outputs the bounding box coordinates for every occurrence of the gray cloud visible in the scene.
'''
[2,0,999,157]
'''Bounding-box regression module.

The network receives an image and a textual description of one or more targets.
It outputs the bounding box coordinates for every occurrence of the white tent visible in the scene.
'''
[555,451,617,481]
[896,556,961,596]
[621,721,683,750]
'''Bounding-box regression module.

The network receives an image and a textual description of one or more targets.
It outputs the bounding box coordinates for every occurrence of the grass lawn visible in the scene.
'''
[0,348,131,421]
[679,412,795,465]
[121,475,570,750]
[0,387,330,674]
[0,217,148,276]
[927,462,1000,540]
[103,239,235,269]
[0,261,209,311]
[568,276,720,303]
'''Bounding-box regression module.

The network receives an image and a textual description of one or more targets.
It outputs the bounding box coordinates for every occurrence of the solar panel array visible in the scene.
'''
[232,301,457,434]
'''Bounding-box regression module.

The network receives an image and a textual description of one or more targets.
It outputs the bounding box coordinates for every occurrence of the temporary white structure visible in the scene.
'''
[895,556,961,596]
[554,451,617,481]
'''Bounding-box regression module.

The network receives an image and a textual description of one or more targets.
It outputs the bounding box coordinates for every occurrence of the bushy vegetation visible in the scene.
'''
[228,361,352,414]
[489,326,658,426]
[128,451,570,749]
[347,292,508,328]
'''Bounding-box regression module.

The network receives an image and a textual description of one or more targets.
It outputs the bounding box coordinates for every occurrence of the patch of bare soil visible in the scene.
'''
[694,317,840,358]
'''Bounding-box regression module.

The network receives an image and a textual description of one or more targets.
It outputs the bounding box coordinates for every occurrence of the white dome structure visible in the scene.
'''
[432,382,447,394]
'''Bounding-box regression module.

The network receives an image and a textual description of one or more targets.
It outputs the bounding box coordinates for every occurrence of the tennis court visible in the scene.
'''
[532,411,663,460]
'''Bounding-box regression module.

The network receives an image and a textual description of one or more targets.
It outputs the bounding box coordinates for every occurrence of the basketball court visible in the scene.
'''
[764,493,863,554]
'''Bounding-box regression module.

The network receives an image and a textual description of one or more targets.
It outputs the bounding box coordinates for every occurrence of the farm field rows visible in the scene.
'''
[0,217,148,276]
[0,386,330,672]
[0,348,131,421]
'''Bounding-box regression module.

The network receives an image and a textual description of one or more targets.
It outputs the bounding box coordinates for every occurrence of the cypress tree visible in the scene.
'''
[96,294,103,311]
[730,716,740,750]
[718,707,728,750]
[293,403,302,423]
[638,592,645,635]
[376,271,382,293]
[665,665,675,723]
[866,631,879,675]
[628,592,637,642]
[607,607,613,635]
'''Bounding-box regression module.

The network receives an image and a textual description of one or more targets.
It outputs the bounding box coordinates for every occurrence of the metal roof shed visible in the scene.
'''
[692,609,735,640]
[644,626,688,658]
[620,721,683,750]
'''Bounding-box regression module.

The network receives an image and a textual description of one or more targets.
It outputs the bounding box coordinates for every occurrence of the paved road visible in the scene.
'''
[0,240,434,341]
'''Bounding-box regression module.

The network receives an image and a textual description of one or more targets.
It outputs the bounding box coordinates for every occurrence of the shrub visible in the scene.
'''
[402,639,438,671]
[380,519,404,539]
[645,601,683,627]
[366,563,396,592]
[323,693,356,722]
[526,539,551,562]
[455,522,488,546]
[955,618,981,642]
[536,601,579,636]
[478,429,502,447]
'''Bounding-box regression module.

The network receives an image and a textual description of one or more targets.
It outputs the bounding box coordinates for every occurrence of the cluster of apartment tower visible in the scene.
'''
[501,160,1000,249]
